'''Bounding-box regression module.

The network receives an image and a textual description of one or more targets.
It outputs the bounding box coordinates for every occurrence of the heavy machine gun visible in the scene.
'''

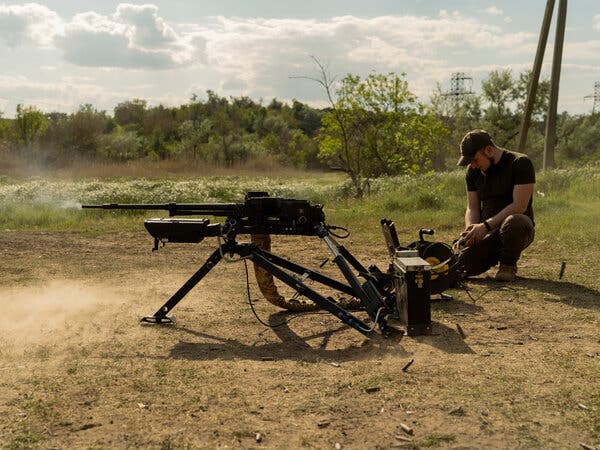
[83,192,461,338]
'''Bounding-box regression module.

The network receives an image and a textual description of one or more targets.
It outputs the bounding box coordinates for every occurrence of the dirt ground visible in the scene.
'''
[1,230,599,449]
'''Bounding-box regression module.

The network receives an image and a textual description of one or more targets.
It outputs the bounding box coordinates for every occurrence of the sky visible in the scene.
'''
[1,0,599,118]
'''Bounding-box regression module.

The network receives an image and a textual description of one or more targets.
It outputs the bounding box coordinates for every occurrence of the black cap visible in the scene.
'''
[457,129,494,166]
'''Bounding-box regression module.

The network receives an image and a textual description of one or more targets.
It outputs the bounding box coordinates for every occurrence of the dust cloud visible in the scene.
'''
[0,280,119,349]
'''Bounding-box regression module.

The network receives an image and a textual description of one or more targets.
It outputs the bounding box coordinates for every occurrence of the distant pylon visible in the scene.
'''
[443,72,474,106]
[584,81,600,114]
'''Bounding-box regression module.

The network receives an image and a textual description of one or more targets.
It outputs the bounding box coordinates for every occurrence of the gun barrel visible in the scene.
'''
[81,203,240,216]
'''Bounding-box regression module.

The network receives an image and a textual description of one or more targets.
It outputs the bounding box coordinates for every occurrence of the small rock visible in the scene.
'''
[255,433,262,442]
[577,403,589,410]
[330,362,341,367]
[317,420,331,428]
[78,423,101,431]
[137,403,148,409]
[449,406,465,416]
[399,423,413,435]
[365,386,380,393]
[579,443,596,450]
[335,443,342,450]
[481,408,489,417]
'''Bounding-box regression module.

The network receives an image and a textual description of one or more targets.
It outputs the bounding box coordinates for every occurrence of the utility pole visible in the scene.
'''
[517,0,568,170]
[544,0,567,169]
[517,0,555,152]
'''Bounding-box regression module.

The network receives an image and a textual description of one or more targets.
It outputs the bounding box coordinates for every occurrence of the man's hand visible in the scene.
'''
[460,222,489,247]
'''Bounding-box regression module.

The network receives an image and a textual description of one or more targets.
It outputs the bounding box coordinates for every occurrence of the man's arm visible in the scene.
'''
[464,183,534,246]
[484,183,534,229]
[465,190,481,227]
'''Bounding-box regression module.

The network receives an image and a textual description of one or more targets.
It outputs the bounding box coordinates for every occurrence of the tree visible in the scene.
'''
[114,99,147,130]
[14,104,48,150]
[292,99,323,137]
[63,104,110,158]
[304,60,448,197]
[513,70,551,122]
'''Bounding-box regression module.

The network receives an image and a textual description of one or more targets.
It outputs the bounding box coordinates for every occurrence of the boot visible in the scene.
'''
[495,263,517,282]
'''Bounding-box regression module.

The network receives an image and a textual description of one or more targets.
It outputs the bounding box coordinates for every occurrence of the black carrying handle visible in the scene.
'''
[419,228,434,242]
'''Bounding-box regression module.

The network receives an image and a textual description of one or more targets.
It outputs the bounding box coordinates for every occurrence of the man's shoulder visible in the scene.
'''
[505,149,536,182]
[503,149,530,162]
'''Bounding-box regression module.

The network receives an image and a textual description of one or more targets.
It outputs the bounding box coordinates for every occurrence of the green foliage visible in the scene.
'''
[62,104,111,158]
[97,128,143,161]
[14,104,48,151]
[556,113,600,162]
[0,67,597,171]
[1,168,598,252]
[318,72,449,197]
[114,98,147,129]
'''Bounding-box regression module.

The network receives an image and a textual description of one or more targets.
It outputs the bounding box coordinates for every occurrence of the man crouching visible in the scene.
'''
[456,129,536,282]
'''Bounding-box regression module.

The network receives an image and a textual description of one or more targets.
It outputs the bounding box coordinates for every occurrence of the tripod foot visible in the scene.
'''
[381,325,404,339]
[141,315,176,324]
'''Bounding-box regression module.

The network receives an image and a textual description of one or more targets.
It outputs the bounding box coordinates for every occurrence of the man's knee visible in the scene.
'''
[499,214,535,250]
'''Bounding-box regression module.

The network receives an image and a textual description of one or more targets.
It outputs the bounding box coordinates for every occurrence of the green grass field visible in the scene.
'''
[1,166,599,250]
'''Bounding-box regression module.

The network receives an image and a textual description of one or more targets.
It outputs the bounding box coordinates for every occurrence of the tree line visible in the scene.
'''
[0,68,598,196]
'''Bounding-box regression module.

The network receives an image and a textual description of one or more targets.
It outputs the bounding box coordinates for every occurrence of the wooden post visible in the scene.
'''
[544,0,567,169]
[517,0,555,152]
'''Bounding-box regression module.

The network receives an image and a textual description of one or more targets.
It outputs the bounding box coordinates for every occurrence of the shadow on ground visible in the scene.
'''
[459,276,599,310]
[165,309,475,361]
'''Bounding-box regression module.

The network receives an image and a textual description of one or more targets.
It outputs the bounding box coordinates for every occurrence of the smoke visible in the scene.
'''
[0,280,119,351]
[61,199,82,209]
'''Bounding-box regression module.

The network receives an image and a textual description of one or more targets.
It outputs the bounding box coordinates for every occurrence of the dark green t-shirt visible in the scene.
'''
[466,150,535,223]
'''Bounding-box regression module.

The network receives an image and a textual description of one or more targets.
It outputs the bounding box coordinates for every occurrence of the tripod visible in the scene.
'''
[140,225,398,338]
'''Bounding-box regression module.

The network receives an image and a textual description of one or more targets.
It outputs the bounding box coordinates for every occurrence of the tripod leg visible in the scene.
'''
[141,245,225,324]
[321,235,397,337]
[252,247,355,296]
[249,250,374,336]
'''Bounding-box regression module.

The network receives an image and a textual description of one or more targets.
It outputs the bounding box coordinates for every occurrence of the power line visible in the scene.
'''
[584,81,600,114]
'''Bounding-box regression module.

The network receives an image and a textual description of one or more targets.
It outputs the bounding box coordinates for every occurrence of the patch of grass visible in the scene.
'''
[412,433,456,447]
[8,431,45,449]
[21,396,52,420]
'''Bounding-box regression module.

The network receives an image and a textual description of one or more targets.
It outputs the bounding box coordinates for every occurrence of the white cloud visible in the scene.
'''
[11,5,599,113]
[593,14,600,31]
[0,3,200,69]
[58,4,198,69]
[0,3,62,48]
[481,6,504,16]
[565,40,600,60]
[191,13,537,100]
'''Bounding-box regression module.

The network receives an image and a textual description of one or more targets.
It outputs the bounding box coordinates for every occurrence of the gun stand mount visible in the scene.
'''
[140,227,401,338]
